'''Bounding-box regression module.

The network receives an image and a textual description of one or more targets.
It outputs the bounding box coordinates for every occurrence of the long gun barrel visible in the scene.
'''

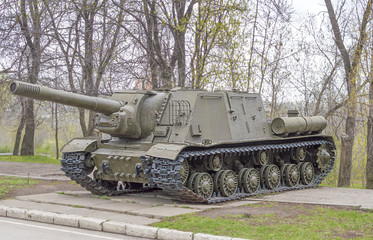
[10,81,122,115]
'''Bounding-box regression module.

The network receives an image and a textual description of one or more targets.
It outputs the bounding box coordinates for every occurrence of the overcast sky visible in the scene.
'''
[291,0,327,26]
[292,0,326,15]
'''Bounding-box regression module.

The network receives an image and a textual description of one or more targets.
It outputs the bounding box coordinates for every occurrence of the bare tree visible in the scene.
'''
[325,0,372,187]
[45,0,126,137]
[17,0,46,155]
[190,0,244,89]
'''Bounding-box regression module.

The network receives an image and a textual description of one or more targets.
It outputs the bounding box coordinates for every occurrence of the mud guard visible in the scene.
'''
[145,143,187,160]
[61,138,98,153]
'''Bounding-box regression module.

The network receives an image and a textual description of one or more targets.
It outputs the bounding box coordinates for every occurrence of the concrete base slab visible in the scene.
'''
[255,187,373,209]
[128,205,199,218]
[17,192,152,213]
[110,192,179,206]
[11,191,214,221]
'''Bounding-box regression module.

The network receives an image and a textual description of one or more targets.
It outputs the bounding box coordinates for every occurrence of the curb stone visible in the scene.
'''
[79,217,105,231]
[0,205,10,216]
[27,210,56,224]
[53,213,82,227]
[7,207,28,219]
[102,221,126,234]
[0,205,250,240]
[158,228,193,240]
[126,223,159,239]
[194,233,232,240]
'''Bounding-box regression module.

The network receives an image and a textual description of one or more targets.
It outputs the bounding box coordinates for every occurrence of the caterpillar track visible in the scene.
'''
[61,152,151,196]
[60,139,334,204]
[143,139,335,203]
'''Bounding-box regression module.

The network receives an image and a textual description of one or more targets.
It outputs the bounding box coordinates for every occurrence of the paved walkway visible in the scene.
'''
[0,161,69,181]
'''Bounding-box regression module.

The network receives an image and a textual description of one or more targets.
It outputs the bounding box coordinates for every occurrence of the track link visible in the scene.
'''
[144,139,335,203]
[60,152,150,196]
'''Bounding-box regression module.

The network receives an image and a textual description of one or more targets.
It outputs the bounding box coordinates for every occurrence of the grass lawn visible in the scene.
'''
[0,176,39,199]
[0,155,60,164]
[152,203,373,240]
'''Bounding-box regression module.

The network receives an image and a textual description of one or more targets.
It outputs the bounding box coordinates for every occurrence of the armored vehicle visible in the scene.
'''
[10,81,335,203]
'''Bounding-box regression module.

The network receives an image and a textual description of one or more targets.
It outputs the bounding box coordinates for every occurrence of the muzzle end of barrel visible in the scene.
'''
[10,82,17,93]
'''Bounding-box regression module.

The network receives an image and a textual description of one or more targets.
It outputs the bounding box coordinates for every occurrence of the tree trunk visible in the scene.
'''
[338,113,355,187]
[176,33,186,87]
[81,1,99,137]
[79,108,88,137]
[13,98,25,155]
[54,103,59,159]
[143,0,158,89]
[17,0,42,156]
[20,98,35,155]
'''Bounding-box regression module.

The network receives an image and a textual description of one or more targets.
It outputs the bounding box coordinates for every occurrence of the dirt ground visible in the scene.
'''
[197,201,358,219]
[195,201,370,239]
[3,180,85,199]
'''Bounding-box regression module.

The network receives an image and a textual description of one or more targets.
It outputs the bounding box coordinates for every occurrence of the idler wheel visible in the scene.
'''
[285,164,300,187]
[187,173,199,191]
[242,168,260,193]
[219,170,238,197]
[208,154,223,171]
[254,150,269,166]
[317,144,331,171]
[83,153,95,171]
[180,160,190,185]
[264,164,281,190]
[300,162,315,185]
[194,173,214,199]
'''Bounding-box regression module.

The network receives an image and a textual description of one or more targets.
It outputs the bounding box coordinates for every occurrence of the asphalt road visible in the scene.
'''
[0,217,150,240]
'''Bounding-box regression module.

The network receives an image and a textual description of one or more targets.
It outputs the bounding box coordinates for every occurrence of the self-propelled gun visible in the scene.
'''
[10,81,335,203]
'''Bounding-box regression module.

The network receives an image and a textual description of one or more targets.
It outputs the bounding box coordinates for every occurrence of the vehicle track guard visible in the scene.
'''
[61,138,98,153]
[146,143,186,160]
